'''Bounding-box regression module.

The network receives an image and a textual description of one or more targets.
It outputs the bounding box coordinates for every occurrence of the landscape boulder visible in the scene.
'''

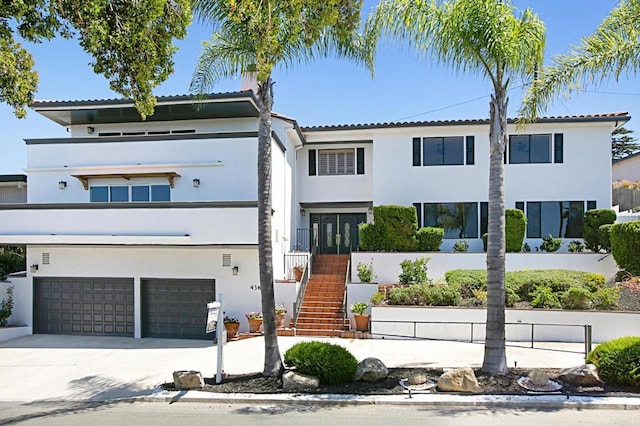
[559,364,603,386]
[437,367,481,393]
[282,371,320,391]
[354,357,389,382]
[173,370,204,390]
[406,371,428,385]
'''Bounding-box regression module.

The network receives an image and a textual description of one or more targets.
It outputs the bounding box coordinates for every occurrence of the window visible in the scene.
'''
[423,137,464,165]
[587,200,597,211]
[526,201,584,238]
[89,185,170,203]
[554,134,564,163]
[318,149,354,175]
[509,134,551,164]
[412,138,421,166]
[356,147,365,175]
[465,136,475,165]
[480,202,488,236]
[423,202,478,239]
[413,202,422,228]
[308,149,317,176]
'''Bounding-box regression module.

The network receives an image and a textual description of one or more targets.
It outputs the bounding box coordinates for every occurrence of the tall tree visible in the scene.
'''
[367,0,545,374]
[520,0,640,120]
[612,127,639,160]
[190,0,372,377]
[1,1,191,119]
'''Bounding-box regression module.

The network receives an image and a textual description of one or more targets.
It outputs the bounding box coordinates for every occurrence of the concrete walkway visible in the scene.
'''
[0,334,589,402]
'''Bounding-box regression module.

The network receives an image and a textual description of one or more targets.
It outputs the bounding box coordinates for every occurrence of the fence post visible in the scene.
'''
[470,322,474,343]
[584,325,592,359]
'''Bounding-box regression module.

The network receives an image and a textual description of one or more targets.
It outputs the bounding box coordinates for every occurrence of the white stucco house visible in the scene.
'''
[0,175,27,203]
[0,90,629,340]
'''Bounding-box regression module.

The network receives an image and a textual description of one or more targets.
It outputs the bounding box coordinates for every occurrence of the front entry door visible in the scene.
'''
[311,213,367,254]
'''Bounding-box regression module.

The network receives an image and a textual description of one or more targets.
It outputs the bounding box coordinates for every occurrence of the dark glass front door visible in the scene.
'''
[311,213,367,254]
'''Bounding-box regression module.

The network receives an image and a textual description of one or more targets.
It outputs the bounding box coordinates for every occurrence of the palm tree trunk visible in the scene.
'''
[256,76,283,377]
[482,82,509,375]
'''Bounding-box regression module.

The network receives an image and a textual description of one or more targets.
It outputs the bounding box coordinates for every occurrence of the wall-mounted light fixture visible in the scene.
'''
[300,209,306,217]
[87,126,95,134]
[58,181,67,189]
[232,266,239,276]
[192,178,200,188]
[30,264,39,273]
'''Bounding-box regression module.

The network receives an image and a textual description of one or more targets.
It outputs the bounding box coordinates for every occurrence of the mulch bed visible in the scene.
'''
[161,368,640,397]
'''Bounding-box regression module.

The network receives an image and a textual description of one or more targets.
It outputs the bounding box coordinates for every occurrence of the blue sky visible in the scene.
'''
[1,0,637,174]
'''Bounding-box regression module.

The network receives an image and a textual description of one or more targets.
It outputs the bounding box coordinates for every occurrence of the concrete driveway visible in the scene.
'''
[0,335,586,402]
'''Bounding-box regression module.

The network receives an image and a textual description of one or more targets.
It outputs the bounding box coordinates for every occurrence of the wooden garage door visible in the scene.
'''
[141,278,215,340]
[34,277,134,336]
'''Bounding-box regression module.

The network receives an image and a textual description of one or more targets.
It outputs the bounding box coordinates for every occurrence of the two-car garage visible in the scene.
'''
[34,277,215,340]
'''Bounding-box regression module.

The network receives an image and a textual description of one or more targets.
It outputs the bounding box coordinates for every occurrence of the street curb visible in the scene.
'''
[143,389,640,410]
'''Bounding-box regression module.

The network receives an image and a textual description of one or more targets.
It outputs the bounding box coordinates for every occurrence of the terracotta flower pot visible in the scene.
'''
[353,314,370,332]
[224,322,239,340]
[248,318,263,333]
[276,314,286,328]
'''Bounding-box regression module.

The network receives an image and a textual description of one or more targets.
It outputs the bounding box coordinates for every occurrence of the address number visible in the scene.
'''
[250,285,261,291]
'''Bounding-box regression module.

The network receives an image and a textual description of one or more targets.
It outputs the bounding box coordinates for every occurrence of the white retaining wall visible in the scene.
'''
[352,252,619,283]
[371,306,640,343]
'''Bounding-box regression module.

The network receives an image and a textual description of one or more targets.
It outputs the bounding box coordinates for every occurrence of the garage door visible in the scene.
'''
[34,277,134,336]
[141,278,215,340]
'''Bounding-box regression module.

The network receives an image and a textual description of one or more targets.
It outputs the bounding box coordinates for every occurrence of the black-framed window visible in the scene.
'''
[423,202,478,239]
[356,147,365,174]
[89,184,171,203]
[587,200,597,211]
[413,202,422,228]
[554,134,564,163]
[480,202,488,236]
[412,138,421,166]
[526,201,584,238]
[317,149,355,175]
[465,136,475,165]
[308,149,317,176]
[423,137,464,165]
[509,134,551,164]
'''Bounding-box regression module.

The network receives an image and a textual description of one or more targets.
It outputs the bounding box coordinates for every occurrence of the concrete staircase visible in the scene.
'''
[288,254,351,337]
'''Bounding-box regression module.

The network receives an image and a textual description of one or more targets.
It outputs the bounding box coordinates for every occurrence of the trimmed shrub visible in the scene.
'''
[593,287,620,310]
[561,287,593,310]
[611,220,640,276]
[505,209,526,252]
[359,205,417,251]
[599,224,613,253]
[583,209,616,252]
[425,285,460,306]
[586,336,640,387]
[398,257,431,285]
[283,341,358,384]
[386,284,460,306]
[540,234,563,252]
[530,286,561,308]
[416,227,444,251]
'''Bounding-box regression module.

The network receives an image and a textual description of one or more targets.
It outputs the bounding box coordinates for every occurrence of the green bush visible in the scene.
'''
[530,286,561,308]
[398,257,431,285]
[599,224,613,253]
[568,240,585,253]
[416,227,444,251]
[593,287,620,310]
[540,234,563,252]
[425,285,460,306]
[611,220,640,276]
[506,209,526,252]
[283,341,358,384]
[561,287,593,310]
[387,284,459,306]
[583,209,616,252]
[586,336,640,388]
[356,260,375,283]
[453,240,469,252]
[358,223,384,252]
[0,286,14,326]
[0,252,25,278]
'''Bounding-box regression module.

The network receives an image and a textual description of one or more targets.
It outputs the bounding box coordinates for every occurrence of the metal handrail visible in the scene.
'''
[341,259,350,330]
[292,232,318,326]
[370,318,593,358]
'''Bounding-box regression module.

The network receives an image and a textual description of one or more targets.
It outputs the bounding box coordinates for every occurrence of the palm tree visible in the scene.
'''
[520,0,639,119]
[367,0,545,374]
[190,0,372,377]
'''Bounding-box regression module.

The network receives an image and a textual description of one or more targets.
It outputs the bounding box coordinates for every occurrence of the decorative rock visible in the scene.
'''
[282,371,320,391]
[354,357,389,382]
[437,367,481,393]
[529,369,550,386]
[559,364,603,386]
[406,372,428,385]
[173,370,204,390]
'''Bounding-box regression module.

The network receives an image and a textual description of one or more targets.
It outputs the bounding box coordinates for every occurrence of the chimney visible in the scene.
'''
[241,72,259,94]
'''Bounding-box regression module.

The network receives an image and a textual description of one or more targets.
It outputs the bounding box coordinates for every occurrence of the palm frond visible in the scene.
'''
[519,0,640,120]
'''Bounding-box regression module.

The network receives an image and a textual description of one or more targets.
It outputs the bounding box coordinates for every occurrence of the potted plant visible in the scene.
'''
[275,304,287,328]
[245,311,263,333]
[350,301,369,331]
[292,264,304,282]
[223,315,240,340]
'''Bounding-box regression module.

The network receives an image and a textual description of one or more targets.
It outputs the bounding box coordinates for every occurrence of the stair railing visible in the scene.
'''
[292,232,318,326]
[342,258,350,331]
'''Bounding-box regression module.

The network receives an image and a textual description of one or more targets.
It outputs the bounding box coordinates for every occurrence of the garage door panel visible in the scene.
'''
[142,278,215,340]
[34,277,134,337]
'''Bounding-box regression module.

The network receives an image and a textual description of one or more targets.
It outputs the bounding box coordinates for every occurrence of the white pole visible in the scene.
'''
[216,293,224,384]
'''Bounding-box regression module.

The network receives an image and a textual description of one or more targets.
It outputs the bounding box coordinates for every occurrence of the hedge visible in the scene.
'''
[611,220,640,276]
[583,209,616,252]
[283,341,358,384]
[505,209,526,252]
[416,227,444,251]
[359,205,417,251]
[586,336,640,388]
